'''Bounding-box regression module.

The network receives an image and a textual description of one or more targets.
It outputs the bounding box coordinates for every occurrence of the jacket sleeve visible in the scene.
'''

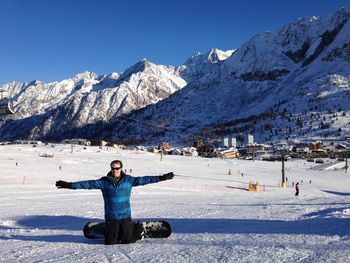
[71,179,105,190]
[130,175,160,186]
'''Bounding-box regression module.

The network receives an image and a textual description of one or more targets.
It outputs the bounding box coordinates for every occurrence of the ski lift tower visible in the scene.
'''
[279,146,289,188]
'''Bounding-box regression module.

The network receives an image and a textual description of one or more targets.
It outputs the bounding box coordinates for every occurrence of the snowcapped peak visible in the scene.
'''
[296,15,320,23]
[282,6,350,36]
[113,58,185,97]
[118,59,154,80]
[73,71,99,81]
[208,48,235,62]
[132,58,152,68]
[207,48,222,63]
[176,48,236,83]
[308,16,319,22]
[107,72,119,79]
[183,48,235,67]
[97,72,120,84]
[183,51,203,64]
[27,80,44,86]
[0,81,18,89]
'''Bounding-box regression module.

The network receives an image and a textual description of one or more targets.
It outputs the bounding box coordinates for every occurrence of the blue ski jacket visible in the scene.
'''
[72,172,160,220]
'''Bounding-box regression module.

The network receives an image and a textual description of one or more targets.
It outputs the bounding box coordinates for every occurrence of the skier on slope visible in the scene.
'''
[55,159,174,245]
[295,182,300,196]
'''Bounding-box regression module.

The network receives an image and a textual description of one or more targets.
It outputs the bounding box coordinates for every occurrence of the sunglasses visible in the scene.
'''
[111,167,122,171]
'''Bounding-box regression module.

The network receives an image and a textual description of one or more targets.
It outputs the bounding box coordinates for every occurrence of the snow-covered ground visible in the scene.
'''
[0,144,349,262]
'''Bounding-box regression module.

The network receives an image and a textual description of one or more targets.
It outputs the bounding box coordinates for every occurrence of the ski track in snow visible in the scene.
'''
[0,144,349,262]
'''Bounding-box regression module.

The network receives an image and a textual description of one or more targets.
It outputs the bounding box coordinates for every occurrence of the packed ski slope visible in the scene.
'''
[0,144,349,262]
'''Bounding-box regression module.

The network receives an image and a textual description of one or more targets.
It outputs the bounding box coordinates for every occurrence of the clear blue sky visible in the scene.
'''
[1,0,349,84]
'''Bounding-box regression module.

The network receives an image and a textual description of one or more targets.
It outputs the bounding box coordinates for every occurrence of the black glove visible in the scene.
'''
[159,172,174,181]
[55,180,73,189]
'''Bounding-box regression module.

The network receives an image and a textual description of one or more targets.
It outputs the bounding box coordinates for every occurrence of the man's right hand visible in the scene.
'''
[55,180,73,189]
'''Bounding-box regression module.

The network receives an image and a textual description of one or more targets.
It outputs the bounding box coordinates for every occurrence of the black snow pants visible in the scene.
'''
[104,217,134,244]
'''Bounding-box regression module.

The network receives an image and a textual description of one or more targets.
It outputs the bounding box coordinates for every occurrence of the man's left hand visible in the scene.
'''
[159,172,174,181]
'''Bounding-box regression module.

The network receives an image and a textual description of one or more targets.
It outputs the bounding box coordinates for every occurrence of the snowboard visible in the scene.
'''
[83,220,171,240]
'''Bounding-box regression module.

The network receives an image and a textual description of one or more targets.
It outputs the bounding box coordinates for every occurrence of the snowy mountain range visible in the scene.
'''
[0,60,186,141]
[1,7,350,145]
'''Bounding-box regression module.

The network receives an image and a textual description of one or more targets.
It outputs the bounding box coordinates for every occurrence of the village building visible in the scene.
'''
[309,141,323,150]
[60,139,91,146]
[14,140,43,145]
[91,140,108,146]
[217,148,239,159]
[159,142,170,150]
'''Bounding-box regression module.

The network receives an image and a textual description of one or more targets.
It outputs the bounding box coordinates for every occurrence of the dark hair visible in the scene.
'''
[110,160,123,168]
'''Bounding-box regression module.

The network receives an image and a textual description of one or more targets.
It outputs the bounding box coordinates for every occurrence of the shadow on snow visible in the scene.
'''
[322,190,350,196]
[168,217,350,237]
[0,213,348,244]
[0,215,103,244]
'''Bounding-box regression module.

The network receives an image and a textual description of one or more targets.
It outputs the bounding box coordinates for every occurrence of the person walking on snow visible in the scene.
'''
[55,159,174,245]
[295,182,300,196]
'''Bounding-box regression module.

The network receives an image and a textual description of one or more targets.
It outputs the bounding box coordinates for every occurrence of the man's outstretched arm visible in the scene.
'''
[55,179,104,189]
[132,172,174,186]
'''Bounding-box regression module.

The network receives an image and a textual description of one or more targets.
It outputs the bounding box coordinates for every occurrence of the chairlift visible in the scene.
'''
[0,99,14,115]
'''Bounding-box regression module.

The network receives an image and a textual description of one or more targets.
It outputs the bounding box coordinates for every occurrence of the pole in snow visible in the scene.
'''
[281,152,287,188]
[160,146,163,162]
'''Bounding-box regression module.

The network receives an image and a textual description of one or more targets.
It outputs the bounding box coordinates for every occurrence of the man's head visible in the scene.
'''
[110,160,123,178]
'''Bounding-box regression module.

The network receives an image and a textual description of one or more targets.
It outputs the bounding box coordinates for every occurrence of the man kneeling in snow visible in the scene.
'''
[55,159,174,244]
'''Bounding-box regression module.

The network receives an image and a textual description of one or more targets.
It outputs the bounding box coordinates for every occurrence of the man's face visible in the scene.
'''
[110,163,122,178]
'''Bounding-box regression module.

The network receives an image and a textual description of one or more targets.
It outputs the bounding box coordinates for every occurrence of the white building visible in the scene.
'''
[221,137,237,148]
[247,134,254,145]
